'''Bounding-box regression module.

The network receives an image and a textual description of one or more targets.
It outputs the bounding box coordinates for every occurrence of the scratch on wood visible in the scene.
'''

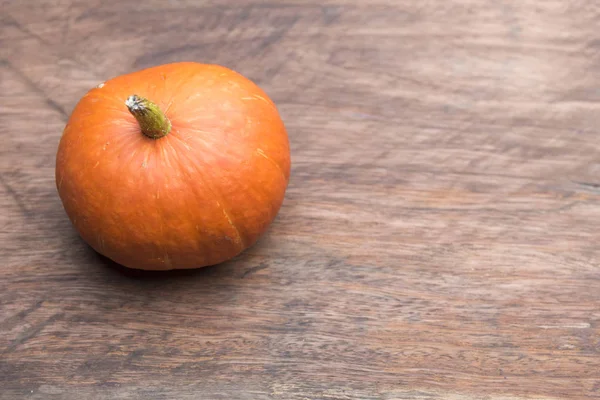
[5,13,101,80]
[0,174,30,217]
[241,264,268,278]
[2,313,63,355]
[538,323,591,329]
[0,300,44,329]
[573,181,600,193]
[3,59,68,120]
[257,17,299,52]
[4,14,52,47]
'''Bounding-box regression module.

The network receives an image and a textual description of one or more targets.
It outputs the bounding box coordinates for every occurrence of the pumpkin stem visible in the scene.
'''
[125,95,171,139]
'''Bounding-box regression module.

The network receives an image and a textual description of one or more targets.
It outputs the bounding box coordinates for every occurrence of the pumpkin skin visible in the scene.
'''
[55,62,290,270]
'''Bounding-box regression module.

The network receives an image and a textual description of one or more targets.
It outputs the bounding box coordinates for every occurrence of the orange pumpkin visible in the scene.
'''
[55,62,290,270]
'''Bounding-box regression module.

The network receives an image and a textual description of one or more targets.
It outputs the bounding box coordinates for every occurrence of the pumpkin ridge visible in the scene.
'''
[160,66,203,119]
[171,124,243,162]
[216,200,245,249]
[168,134,247,251]
[241,93,278,112]
[177,114,287,182]
[255,147,287,182]
[176,131,275,240]
[84,91,132,118]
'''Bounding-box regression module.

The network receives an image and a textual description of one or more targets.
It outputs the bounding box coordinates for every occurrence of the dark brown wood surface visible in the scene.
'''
[1,1,600,399]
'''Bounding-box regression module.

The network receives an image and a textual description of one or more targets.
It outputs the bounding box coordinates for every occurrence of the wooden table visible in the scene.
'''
[2,1,599,399]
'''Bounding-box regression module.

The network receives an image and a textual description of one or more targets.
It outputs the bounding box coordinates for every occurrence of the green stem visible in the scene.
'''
[125,95,171,139]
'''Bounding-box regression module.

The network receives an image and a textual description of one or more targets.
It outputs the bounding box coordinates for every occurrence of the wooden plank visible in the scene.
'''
[1,0,599,399]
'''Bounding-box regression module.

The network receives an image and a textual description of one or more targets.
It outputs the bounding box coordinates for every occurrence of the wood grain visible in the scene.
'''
[1,0,600,399]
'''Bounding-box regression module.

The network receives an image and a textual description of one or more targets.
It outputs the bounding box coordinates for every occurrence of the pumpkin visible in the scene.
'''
[55,62,290,270]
